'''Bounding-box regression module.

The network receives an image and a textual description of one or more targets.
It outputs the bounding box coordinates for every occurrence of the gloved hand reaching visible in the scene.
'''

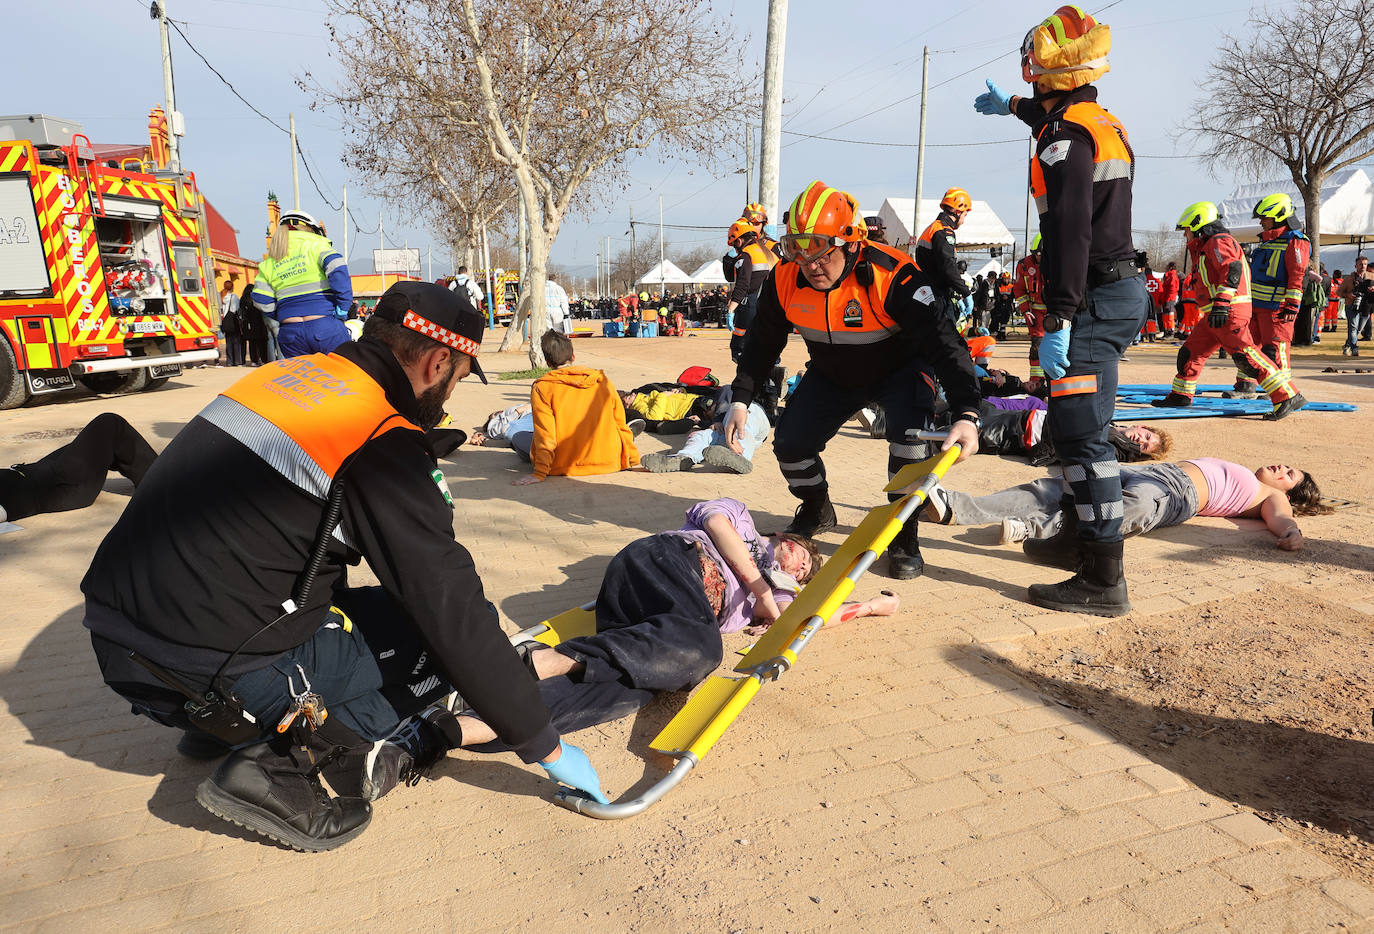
[959,294,974,317]
[1208,298,1232,330]
[1277,299,1301,322]
[974,79,1013,116]
[540,740,610,804]
[1038,320,1072,380]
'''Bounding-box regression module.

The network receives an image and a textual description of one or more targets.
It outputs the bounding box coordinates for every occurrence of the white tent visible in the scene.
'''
[1218,168,1374,246]
[688,258,729,284]
[636,259,695,286]
[877,197,1017,251]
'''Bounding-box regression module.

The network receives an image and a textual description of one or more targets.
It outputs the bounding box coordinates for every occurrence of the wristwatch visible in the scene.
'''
[1042,314,1068,332]
[953,412,982,430]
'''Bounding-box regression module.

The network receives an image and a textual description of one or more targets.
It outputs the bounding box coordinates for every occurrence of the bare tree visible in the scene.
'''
[1137,224,1184,274]
[322,0,748,365]
[1185,0,1374,271]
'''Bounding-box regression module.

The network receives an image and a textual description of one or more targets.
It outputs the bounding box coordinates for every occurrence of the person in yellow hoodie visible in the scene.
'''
[513,331,640,485]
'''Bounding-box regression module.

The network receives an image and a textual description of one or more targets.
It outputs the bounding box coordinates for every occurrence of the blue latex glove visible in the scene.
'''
[974,79,1013,116]
[539,740,610,804]
[1039,323,1071,380]
[959,294,974,317]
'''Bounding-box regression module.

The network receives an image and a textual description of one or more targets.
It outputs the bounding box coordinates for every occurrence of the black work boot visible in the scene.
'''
[322,705,457,802]
[1262,392,1308,421]
[1026,539,1131,617]
[195,738,372,852]
[1022,513,1084,571]
[1150,392,1192,408]
[786,494,837,536]
[887,517,924,580]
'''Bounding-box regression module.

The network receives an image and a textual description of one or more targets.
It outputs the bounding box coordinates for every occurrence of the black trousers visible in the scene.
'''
[0,413,156,522]
[473,535,722,751]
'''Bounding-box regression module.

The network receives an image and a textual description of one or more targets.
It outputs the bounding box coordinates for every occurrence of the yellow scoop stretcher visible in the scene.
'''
[509,441,961,819]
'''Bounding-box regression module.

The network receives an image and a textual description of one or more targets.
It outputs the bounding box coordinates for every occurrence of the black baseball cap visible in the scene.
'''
[373,280,487,384]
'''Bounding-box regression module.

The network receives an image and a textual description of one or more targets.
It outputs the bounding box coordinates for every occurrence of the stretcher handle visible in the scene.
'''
[909,429,949,442]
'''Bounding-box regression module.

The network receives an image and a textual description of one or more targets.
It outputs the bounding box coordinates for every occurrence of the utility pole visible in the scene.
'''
[745,124,754,204]
[758,0,788,231]
[378,209,386,295]
[153,0,182,172]
[912,45,930,253]
[596,250,601,297]
[341,184,348,263]
[605,236,611,295]
[629,206,636,288]
[1022,135,1035,271]
[289,114,300,210]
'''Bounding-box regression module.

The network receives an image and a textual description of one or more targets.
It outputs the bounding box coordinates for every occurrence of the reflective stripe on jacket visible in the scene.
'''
[254,231,352,319]
[1249,227,1310,310]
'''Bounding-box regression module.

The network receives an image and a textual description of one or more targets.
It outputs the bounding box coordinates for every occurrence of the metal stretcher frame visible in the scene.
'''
[529,437,962,820]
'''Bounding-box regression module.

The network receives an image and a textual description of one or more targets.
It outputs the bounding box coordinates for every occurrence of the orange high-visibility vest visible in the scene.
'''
[1029,101,1132,217]
[773,243,907,345]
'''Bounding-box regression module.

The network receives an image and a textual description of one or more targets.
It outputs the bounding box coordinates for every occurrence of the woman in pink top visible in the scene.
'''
[923,460,1329,560]
[452,499,901,750]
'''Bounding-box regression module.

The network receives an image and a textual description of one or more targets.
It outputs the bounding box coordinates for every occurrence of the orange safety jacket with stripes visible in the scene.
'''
[1014,85,1137,323]
[729,238,778,306]
[82,340,560,763]
[729,241,981,413]
[913,211,970,300]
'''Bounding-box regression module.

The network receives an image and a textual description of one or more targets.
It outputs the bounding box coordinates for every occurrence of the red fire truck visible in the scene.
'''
[0,116,220,409]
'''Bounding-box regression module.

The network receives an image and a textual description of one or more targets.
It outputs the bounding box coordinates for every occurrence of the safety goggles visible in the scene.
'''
[779,233,844,265]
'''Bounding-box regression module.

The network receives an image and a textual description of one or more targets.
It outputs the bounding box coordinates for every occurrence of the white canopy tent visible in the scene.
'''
[636,259,696,289]
[877,197,1017,252]
[688,259,729,285]
[1218,168,1374,246]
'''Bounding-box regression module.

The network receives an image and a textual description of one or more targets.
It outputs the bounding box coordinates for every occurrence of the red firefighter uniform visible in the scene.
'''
[1161,266,1180,332]
[1179,272,1201,336]
[1159,229,1296,404]
[1012,252,1046,377]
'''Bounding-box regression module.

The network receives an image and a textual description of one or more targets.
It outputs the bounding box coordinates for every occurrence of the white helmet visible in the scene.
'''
[279,210,323,234]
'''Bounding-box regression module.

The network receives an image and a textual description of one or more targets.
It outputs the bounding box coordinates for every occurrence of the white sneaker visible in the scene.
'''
[1000,517,1029,544]
[922,483,952,524]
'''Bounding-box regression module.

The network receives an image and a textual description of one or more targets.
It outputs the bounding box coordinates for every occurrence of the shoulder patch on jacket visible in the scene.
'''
[431,468,454,508]
[1039,139,1072,166]
[915,285,936,305]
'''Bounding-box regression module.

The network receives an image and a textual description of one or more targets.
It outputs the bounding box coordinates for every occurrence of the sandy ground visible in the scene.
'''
[2,326,1373,932]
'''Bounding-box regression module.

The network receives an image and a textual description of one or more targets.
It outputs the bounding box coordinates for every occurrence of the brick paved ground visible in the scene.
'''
[1,326,1371,932]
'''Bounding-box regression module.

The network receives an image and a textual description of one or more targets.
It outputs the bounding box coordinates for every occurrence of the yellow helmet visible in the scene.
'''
[1176,201,1219,234]
[742,202,767,224]
[638,291,649,301]
[1021,5,1111,92]
[1252,193,1295,224]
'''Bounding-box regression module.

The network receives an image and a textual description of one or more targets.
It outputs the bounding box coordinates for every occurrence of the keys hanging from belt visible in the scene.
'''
[276,664,329,746]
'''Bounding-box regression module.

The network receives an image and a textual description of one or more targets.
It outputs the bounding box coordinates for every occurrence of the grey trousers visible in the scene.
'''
[947,463,1200,538]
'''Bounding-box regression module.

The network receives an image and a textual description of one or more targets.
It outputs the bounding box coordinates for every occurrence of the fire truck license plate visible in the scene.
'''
[149,363,182,378]
[132,321,165,333]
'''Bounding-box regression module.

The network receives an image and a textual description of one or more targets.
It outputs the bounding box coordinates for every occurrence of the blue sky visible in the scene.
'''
[10,0,1287,279]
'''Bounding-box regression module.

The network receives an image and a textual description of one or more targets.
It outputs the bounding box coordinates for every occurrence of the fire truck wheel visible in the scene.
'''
[80,367,150,396]
[0,338,31,410]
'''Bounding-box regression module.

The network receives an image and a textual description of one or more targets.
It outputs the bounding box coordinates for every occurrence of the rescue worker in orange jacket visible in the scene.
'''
[724,181,982,579]
[914,187,974,321]
[1230,193,1311,400]
[742,201,783,258]
[974,4,1150,617]
[81,282,608,851]
[1012,233,1047,379]
[726,219,780,361]
[1151,202,1303,417]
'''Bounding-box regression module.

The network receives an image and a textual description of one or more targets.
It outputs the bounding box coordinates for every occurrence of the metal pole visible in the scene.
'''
[605,236,611,296]
[595,251,601,298]
[659,196,665,298]
[156,1,182,173]
[1023,135,1035,266]
[379,209,386,295]
[745,124,754,205]
[758,0,788,230]
[342,184,348,263]
[912,45,930,253]
[630,206,636,290]
[289,114,300,211]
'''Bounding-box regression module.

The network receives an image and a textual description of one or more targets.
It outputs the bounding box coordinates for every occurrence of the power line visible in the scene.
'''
[783,131,1023,149]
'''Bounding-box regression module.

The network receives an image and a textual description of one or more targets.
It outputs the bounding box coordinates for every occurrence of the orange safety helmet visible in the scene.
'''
[742,201,768,225]
[727,218,756,246]
[940,187,972,215]
[1021,5,1111,92]
[780,181,866,262]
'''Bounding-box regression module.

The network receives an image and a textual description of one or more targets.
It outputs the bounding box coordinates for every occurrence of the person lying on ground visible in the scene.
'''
[469,402,532,448]
[922,458,1328,556]
[512,330,640,485]
[938,398,1170,467]
[621,385,716,435]
[0,413,156,524]
[450,498,901,750]
[641,387,770,475]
